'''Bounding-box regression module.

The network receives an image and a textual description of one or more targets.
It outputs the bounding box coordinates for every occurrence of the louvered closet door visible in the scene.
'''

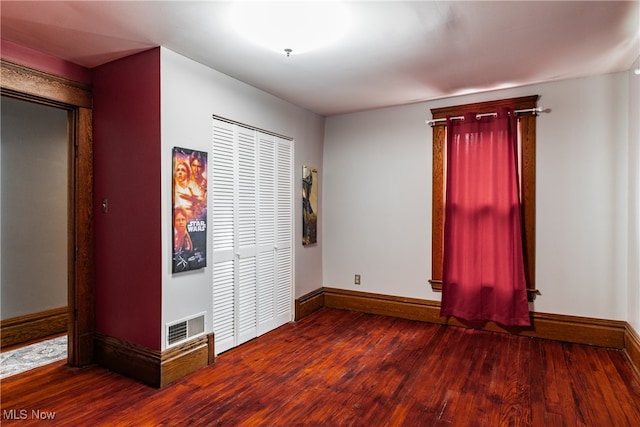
[257,134,293,335]
[212,120,258,354]
[273,136,293,328]
[213,118,292,354]
[212,119,237,354]
[235,126,258,346]
[256,133,277,335]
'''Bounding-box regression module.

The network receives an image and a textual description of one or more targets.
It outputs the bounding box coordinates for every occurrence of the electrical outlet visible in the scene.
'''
[355,274,361,285]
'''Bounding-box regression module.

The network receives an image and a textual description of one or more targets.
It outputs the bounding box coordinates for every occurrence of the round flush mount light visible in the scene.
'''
[229,1,350,56]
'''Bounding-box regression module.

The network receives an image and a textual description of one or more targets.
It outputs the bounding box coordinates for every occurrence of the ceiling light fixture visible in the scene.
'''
[229,2,350,56]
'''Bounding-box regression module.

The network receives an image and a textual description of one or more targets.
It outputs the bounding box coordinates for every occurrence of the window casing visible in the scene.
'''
[429,95,539,300]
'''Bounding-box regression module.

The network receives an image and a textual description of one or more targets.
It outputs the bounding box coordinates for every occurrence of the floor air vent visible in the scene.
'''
[166,313,206,347]
[168,322,188,345]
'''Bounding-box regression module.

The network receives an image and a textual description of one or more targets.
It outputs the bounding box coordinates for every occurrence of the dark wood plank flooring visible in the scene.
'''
[2,308,639,426]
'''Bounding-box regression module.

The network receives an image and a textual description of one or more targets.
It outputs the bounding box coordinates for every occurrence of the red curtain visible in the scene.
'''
[440,108,530,326]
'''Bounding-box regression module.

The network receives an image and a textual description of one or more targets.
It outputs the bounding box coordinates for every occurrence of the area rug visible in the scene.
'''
[0,335,67,379]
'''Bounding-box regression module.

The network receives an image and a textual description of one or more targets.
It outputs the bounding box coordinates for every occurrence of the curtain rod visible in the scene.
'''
[425,107,548,127]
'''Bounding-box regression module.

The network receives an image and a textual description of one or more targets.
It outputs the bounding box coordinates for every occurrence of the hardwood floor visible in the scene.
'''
[1,308,639,426]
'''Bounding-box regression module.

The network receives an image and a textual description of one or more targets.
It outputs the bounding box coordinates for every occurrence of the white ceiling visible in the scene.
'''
[1,1,638,116]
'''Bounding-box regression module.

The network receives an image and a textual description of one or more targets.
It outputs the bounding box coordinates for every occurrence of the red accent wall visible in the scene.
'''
[1,40,91,83]
[93,48,162,350]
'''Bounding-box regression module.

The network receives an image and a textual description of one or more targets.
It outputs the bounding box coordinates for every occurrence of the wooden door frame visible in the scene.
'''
[1,60,94,366]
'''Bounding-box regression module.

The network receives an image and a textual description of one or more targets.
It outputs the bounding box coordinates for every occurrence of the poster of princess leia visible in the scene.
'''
[172,147,207,273]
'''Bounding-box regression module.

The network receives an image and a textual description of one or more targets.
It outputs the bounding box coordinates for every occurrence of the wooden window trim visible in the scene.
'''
[429,95,539,301]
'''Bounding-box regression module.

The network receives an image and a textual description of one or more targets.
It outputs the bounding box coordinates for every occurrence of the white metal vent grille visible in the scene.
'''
[168,322,187,345]
[166,312,206,347]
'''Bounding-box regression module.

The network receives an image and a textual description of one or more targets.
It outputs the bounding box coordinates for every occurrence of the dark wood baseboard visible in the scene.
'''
[94,334,161,386]
[625,323,640,376]
[324,287,442,324]
[323,287,626,349]
[1,307,68,348]
[94,333,215,388]
[160,334,214,387]
[295,288,325,321]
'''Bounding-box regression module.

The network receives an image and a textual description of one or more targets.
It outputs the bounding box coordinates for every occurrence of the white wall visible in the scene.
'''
[628,57,640,332]
[157,47,637,340]
[323,103,432,299]
[1,96,68,319]
[160,48,324,349]
[324,71,631,321]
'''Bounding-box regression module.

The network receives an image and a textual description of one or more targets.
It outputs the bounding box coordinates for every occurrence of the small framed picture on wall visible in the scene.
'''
[302,165,318,246]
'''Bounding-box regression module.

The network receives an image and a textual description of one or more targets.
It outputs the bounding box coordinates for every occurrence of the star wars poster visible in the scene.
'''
[172,147,207,273]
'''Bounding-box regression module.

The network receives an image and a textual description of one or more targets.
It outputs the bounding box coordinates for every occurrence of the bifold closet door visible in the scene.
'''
[256,133,293,336]
[236,126,258,346]
[212,118,292,355]
[211,120,257,354]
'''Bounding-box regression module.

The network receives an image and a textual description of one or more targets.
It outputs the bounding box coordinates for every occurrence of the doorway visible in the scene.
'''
[1,96,68,358]
[0,59,94,367]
